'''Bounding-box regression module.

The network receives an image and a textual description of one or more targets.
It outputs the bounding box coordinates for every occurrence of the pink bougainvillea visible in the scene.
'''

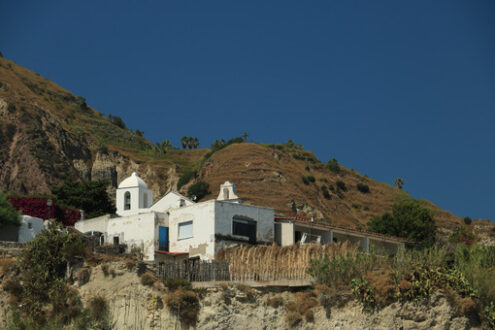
[7,197,81,227]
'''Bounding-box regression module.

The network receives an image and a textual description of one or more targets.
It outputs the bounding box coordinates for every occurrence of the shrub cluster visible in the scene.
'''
[7,103,16,113]
[108,114,127,129]
[140,271,157,286]
[301,175,315,185]
[368,199,436,247]
[187,181,210,201]
[308,243,495,326]
[327,158,340,173]
[356,183,370,194]
[285,291,318,327]
[163,277,192,291]
[4,223,115,328]
[164,282,200,326]
[177,170,197,190]
[336,180,347,192]
[0,193,20,227]
[321,186,331,200]
[52,178,115,219]
[293,152,318,163]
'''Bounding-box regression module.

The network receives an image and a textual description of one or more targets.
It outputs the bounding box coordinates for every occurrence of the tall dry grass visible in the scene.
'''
[217,242,357,281]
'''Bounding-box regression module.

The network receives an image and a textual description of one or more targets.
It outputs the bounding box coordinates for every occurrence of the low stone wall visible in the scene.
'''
[0,241,24,258]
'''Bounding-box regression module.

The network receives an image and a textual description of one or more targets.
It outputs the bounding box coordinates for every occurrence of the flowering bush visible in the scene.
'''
[450,226,475,246]
[7,197,81,226]
[8,197,56,219]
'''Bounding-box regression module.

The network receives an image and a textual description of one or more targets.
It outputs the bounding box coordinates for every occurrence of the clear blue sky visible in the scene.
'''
[1,1,494,220]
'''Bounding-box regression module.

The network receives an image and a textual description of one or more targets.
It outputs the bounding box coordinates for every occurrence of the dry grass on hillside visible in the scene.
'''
[201,143,461,228]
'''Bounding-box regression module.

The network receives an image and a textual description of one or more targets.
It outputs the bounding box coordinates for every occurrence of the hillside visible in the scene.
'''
[0,55,468,232]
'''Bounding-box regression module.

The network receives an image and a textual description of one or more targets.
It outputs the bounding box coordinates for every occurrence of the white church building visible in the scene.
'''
[75,173,275,261]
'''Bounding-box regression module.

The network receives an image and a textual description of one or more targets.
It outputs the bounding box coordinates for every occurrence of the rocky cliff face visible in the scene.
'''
[0,56,185,200]
[1,260,479,329]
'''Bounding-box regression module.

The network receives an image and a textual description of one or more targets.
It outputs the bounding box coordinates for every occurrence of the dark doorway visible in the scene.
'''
[295,231,302,243]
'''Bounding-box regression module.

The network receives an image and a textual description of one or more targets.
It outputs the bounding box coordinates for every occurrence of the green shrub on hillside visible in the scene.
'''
[321,186,331,200]
[52,178,115,218]
[0,192,20,227]
[187,181,210,201]
[336,180,347,192]
[463,216,473,225]
[9,223,86,326]
[108,114,127,129]
[307,251,375,288]
[177,170,197,190]
[7,103,16,113]
[165,288,200,326]
[368,199,436,246]
[327,158,340,173]
[356,183,370,194]
[163,277,192,291]
[302,176,309,185]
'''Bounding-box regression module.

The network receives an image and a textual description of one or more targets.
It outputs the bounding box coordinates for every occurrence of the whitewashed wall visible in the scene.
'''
[107,212,157,260]
[214,201,274,242]
[75,215,111,234]
[277,222,295,246]
[17,215,44,243]
[168,201,216,260]
[151,191,193,213]
[75,212,159,261]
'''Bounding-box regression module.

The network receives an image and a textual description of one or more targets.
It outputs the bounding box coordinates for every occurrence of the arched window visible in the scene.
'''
[124,191,131,210]
[223,188,229,200]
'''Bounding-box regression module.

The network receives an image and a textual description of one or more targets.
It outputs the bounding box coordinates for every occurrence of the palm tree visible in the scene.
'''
[193,137,199,149]
[187,136,194,149]
[242,132,249,141]
[394,178,404,190]
[158,139,172,154]
[180,136,187,149]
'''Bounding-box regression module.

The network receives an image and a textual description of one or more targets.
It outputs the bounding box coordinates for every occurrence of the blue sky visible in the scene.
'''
[1,1,494,220]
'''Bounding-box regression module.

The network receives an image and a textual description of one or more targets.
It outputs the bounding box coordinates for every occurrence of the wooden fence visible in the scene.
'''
[157,260,230,282]
[156,242,357,282]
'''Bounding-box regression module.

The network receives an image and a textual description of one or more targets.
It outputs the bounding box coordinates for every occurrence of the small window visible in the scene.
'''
[178,221,193,240]
[223,188,229,199]
[28,223,32,229]
[124,191,131,210]
[113,236,119,245]
[180,199,186,207]
[233,217,256,243]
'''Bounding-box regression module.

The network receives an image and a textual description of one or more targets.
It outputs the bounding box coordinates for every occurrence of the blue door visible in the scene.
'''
[158,226,169,251]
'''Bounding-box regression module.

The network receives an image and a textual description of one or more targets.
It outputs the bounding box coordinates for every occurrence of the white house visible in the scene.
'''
[75,173,275,261]
[0,215,45,243]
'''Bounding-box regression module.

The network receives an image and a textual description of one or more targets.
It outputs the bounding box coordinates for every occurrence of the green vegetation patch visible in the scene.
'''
[367,199,436,247]
[52,178,115,218]
[0,192,20,227]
